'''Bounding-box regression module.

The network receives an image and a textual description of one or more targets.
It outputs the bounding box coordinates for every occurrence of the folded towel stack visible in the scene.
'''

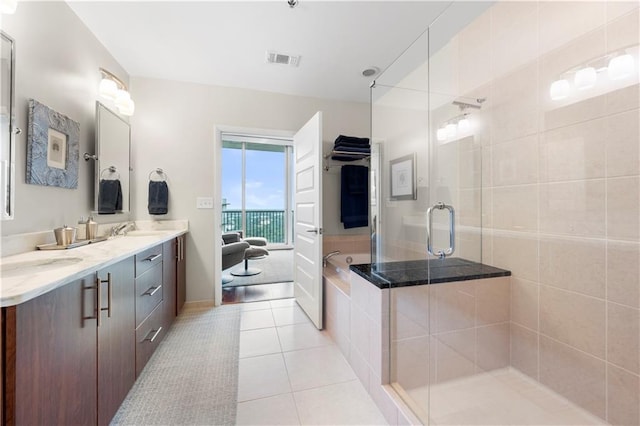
[331,134,371,161]
[148,181,169,215]
[98,179,123,214]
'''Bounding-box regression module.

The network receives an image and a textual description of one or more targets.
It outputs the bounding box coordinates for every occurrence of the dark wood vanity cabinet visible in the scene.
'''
[176,234,186,314]
[3,273,98,425]
[1,237,186,425]
[97,258,136,426]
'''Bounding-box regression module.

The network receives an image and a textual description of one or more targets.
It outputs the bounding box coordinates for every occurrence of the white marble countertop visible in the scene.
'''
[0,221,188,308]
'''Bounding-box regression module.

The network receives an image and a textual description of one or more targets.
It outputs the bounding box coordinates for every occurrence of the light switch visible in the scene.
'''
[196,197,214,209]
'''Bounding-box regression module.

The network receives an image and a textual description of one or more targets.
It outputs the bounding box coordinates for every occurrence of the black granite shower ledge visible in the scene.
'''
[349,257,511,289]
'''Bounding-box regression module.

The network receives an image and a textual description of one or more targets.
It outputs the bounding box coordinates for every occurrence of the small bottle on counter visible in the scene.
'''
[86,216,98,240]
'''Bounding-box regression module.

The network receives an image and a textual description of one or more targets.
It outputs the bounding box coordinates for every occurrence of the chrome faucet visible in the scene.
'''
[322,251,341,267]
[110,221,135,237]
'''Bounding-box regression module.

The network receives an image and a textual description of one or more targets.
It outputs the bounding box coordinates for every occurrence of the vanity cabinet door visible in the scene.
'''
[163,238,177,327]
[97,257,136,426]
[177,235,186,314]
[4,273,98,425]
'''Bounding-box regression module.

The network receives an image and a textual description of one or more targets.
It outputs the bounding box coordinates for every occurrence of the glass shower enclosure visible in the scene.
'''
[371,1,638,424]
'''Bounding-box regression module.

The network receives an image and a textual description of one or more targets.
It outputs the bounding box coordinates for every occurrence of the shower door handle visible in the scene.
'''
[426,202,455,259]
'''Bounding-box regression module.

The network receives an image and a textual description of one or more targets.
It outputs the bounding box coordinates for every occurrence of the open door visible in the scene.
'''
[293,112,323,329]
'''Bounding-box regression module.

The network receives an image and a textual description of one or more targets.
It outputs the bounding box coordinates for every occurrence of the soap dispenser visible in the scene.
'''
[86,215,98,240]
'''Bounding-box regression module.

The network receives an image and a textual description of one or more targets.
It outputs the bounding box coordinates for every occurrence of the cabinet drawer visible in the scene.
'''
[135,263,163,327]
[135,245,163,277]
[135,302,166,377]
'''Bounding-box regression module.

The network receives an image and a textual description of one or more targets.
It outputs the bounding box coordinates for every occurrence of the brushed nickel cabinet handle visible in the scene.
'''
[144,253,162,262]
[96,276,102,327]
[145,327,163,343]
[144,285,162,297]
[106,272,112,318]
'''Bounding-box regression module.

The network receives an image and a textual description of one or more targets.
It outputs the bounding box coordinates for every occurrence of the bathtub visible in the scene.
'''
[325,252,371,283]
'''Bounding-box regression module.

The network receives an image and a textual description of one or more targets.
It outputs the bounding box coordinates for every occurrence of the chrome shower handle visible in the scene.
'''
[426,202,456,259]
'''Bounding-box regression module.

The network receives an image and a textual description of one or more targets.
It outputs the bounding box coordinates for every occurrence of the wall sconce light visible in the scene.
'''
[550,46,637,101]
[0,0,17,14]
[436,99,484,144]
[99,68,135,116]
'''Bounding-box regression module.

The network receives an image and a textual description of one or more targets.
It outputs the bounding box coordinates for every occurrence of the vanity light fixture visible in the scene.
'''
[0,0,17,14]
[98,68,135,116]
[436,99,484,144]
[608,53,635,80]
[574,66,597,90]
[550,46,638,101]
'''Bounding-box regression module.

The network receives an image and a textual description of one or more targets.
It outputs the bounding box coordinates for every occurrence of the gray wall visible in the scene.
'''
[1,2,129,236]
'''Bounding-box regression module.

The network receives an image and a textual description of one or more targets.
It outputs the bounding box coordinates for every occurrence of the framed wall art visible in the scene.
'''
[389,153,417,201]
[26,99,79,189]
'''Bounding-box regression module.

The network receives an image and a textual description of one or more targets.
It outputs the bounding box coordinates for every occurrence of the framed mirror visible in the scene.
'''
[94,102,130,214]
[1,31,16,220]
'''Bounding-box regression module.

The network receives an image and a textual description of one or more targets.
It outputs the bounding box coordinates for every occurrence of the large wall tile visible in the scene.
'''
[606,1,639,22]
[539,1,605,55]
[539,336,606,420]
[392,337,430,391]
[540,180,606,237]
[539,117,607,182]
[607,109,640,177]
[459,189,482,227]
[607,8,640,53]
[492,135,539,186]
[606,84,640,115]
[607,364,640,426]
[607,302,639,374]
[492,185,539,232]
[490,65,539,144]
[511,323,539,380]
[476,277,510,326]
[511,278,539,330]
[490,1,539,78]
[607,241,640,308]
[458,9,492,94]
[432,329,476,384]
[431,280,475,333]
[492,233,539,282]
[539,285,606,358]
[477,323,510,372]
[539,237,606,298]
[607,177,640,241]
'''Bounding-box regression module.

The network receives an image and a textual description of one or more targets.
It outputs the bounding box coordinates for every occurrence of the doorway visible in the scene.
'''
[220,133,295,304]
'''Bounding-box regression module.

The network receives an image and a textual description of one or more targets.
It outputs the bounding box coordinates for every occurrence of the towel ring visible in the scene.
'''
[100,166,120,180]
[149,168,168,182]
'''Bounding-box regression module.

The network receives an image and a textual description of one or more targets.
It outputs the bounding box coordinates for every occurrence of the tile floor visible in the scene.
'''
[236,298,388,425]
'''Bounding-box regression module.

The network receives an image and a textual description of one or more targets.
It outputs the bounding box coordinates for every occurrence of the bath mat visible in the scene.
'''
[110,304,241,425]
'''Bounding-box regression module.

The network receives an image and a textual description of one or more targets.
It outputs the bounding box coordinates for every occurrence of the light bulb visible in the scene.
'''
[607,54,635,80]
[115,89,131,109]
[0,0,17,14]
[574,67,597,90]
[457,118,471,133]
[436,127,447,141]
[118,99,135,116]
[549,79,570,100]
[445,123,457,139]
[99,78,118,100]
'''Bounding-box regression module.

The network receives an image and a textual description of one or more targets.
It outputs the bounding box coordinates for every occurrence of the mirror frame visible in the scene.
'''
[1,31,16,220]
[94,101,131,214]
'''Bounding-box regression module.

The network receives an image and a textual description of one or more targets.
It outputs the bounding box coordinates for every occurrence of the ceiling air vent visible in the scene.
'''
[266,51,301,67]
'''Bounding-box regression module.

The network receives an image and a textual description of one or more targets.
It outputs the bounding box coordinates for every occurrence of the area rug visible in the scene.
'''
[223,248,294,287]
[111,304,241,425]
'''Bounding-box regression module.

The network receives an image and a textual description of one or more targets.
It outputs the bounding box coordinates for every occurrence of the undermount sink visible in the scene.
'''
[124,230,169,237]
[1,257,83,278]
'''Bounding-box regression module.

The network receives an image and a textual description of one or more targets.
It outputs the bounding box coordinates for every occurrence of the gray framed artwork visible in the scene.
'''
[26,99,80,189]
[389,153,417,201]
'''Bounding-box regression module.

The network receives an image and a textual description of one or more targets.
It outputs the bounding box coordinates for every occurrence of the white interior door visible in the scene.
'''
[293,112,323,329]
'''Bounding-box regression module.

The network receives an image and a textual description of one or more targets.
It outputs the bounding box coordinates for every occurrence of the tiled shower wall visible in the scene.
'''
[443,2,639,424]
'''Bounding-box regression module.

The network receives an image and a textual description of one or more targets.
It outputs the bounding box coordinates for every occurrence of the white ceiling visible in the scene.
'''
[67,1,455,103]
